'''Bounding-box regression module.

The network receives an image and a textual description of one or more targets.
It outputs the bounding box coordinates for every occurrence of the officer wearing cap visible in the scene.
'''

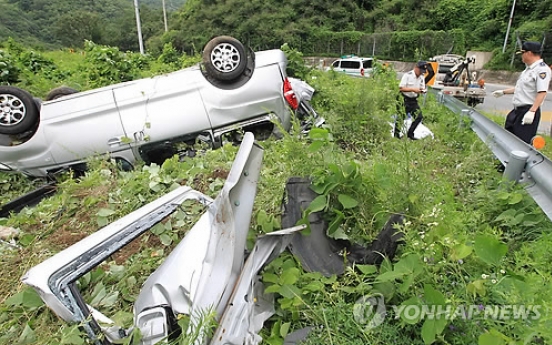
[399,61,428,139]
[493,41,551,144]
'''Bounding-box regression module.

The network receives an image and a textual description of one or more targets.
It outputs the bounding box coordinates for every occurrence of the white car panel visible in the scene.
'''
[41,89,131,166]
[21,133,304,345]
[200,62,290,131]
[116,67,212,145]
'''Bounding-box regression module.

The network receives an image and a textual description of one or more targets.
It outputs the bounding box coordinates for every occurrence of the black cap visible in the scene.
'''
[517,41,542,55]
[416,61,427,72]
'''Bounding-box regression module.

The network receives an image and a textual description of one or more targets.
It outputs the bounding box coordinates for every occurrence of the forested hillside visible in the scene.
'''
[0,0,169,49]
[1,0,552,59]
[173,0,552,50]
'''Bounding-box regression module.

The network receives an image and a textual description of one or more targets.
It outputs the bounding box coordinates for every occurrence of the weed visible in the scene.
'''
[1,48,552,345]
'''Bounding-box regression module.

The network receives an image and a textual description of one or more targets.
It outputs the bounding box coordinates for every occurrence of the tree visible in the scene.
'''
[53,11,102,48]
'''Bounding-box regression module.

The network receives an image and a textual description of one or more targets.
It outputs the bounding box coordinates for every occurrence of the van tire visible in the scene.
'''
[45,86,79,101]
[202,36,248,82]
[0,86,39,135]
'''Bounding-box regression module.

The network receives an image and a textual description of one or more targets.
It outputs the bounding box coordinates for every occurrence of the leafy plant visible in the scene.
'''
[0,49,20,83]
[82,40,151,87]
[19,50,56,73]
[158,42,180,66]
[281,43,312,80]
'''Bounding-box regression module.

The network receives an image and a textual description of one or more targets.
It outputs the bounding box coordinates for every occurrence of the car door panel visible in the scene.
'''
[116,68,211,149]
[40,88,130,166]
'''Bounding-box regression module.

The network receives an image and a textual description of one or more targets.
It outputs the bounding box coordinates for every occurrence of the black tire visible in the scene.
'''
[0,86,39,135]
[202,36,248,82]
[45,86,79,101]
[33,97,42,112]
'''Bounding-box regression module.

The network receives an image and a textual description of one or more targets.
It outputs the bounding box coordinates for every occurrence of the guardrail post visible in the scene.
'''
[438,92,444,103]
[503,150,529,182]
[459,109,470,128]
[431,87,552,221]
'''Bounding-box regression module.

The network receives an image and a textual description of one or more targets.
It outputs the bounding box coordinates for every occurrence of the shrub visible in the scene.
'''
[0,49,20,84]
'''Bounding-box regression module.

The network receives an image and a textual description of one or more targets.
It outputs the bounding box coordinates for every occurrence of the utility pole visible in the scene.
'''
[133,0,145,54]
[162,0,168,32]
[503,0,516,53]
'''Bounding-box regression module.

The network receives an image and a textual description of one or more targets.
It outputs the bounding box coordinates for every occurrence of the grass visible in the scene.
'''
[1,57,551,345]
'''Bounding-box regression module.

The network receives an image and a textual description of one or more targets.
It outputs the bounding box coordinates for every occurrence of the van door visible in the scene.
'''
[41,88,130,167]
[115,68,212,162]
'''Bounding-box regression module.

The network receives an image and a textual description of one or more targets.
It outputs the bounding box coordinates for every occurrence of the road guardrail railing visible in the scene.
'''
[432,89,552,222]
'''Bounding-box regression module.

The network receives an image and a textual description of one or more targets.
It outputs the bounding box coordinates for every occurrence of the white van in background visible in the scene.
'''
[326,56,374,77]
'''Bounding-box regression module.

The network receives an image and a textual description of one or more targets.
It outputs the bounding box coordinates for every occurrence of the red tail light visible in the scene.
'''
[283,78,298,110]
[360,68,365,76]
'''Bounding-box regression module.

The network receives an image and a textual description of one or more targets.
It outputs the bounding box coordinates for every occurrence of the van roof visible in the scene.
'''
[339,56,373,61]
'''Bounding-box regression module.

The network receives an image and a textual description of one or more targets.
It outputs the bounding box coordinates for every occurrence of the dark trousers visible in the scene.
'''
[505,105,540,144]
[404,97,423,139]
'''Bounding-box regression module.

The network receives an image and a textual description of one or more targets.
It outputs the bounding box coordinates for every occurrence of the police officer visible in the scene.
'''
[493,41,551,144]
[399,61,428,139]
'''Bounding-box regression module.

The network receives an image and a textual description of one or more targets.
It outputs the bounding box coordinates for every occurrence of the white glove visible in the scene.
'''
[492,90,504,98]
[522,111,535,125]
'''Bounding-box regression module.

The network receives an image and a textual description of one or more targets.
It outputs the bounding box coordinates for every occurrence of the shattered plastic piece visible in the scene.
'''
[282,177,405,276]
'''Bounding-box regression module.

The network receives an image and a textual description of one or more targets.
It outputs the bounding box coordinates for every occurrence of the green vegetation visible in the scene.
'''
[0,0,170,50]
[1,46,551,345]
[2,0,552,66]
[0,38,199,100]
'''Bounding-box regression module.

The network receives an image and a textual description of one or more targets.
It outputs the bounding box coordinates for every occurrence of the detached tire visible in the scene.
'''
[202,36,248,82]
[0,86,39,135]
[45,86,79,101]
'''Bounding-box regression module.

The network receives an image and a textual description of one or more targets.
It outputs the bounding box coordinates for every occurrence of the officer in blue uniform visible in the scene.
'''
[493,41,551,144]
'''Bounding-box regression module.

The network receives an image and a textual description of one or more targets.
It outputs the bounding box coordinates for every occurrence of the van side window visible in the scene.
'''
[340,61,360,69]
[363,60,373,68]
[332,61,340,68]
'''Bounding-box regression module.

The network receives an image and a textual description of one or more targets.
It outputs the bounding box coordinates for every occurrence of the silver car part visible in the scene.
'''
[0,40,298,178]
[288,77,325,132]
[22,185,211,342]
[211,42,241,73]
[0,93,26,127]
[209,226,304,345]
[22,132,304,345]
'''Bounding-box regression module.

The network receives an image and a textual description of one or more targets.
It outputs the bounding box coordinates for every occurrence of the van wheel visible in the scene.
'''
[202,36,248,82]
[45,86,79,101]
[0,86,39,135]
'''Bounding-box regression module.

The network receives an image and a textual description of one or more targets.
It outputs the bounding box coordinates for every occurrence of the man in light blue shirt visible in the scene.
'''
[493,41,551,144]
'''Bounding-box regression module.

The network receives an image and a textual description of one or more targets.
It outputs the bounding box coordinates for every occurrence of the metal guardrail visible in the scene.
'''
[432,89,552,221]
